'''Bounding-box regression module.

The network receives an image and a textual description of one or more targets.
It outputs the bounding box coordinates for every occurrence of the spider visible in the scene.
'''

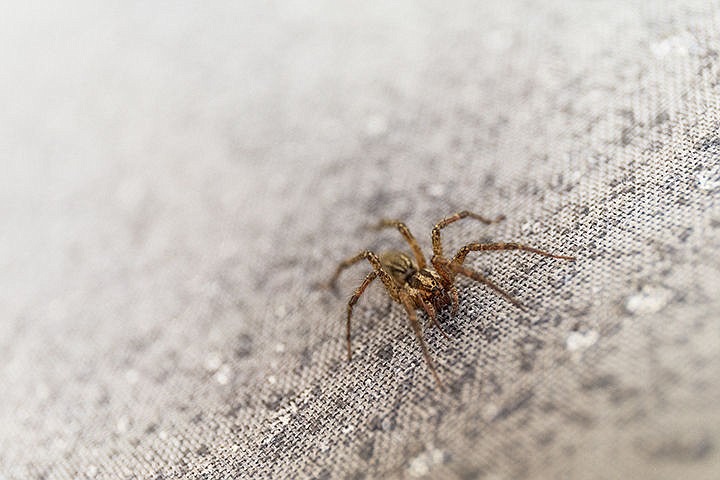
[328,210,576,389]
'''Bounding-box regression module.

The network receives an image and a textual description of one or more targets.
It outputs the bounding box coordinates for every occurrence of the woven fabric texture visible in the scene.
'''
[2,1,720,479]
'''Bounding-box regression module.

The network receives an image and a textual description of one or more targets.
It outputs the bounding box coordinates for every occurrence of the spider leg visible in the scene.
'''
[330,250,402,362]
[329,250,400,301]
[445,261,526,310]
[400,292,444,389]
[419,298,451,341]
[431,210,505,258]
[373,219,427,268]
[346,271,377,361]
[451,242,576,266]
[449,284,459,316]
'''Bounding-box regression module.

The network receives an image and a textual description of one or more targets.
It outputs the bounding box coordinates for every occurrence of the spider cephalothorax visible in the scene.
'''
[329,211,575,389]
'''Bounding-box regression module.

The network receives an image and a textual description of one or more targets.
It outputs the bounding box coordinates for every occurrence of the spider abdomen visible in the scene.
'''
[379,250,417,287]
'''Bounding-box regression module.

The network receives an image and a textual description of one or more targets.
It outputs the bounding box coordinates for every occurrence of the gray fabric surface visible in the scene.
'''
[2,1,720,479]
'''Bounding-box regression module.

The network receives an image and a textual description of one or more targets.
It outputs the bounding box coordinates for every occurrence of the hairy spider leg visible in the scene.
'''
[444,261,526,310]
[400,292,444,390]
[451,242,576,266]
[449,284,459,315]
[373,220,427,268]
[330,251,401,360]
[329,250,400,299]
[445,242,576,309]
[431,210,506,258]
[430,210,505,297]
[418,298,451,341]
[346,271,377,361]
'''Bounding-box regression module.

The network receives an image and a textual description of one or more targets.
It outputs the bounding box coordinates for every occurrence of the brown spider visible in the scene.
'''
[329,211,576,389]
